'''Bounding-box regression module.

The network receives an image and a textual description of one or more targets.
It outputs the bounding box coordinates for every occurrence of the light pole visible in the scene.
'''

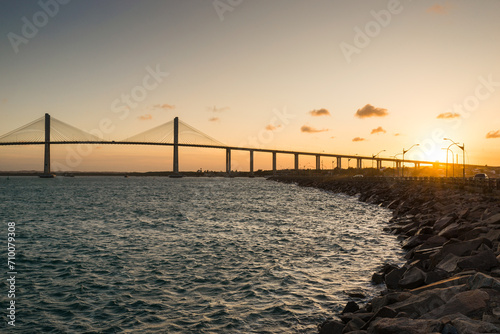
[444,138,465,181]
[372,149,386,168]
[402,144,419,178]
[391,153,402,176]
[441,143,455,178]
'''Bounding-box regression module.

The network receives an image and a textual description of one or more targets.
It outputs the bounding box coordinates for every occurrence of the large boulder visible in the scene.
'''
[419,289,490,319]
[457,250,499,272]
[317,319,344,334]
[398,267,427,289]
[368,317,442,334]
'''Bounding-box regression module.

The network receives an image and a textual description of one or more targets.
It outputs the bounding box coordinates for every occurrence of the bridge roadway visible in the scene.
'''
[0,140,438,174]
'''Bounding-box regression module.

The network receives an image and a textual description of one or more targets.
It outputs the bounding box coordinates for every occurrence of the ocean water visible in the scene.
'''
[0,176,404,333]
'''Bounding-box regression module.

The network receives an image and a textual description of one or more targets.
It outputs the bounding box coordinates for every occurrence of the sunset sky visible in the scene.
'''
[1,0,499,172]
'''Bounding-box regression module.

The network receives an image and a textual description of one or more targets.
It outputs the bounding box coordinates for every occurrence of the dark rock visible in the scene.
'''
[370,292,412,313]
[371,272,384,285]
[385,267,406,290]
[435,253,461,273]
[373,306,398,319]
[420,289,489,319]
[467,272,500,291]
[423,269,449,285]
[441,323,459,334]
[344,289,366,298]
[318,319,344,334]
[343,316,365,332]
[398,267,427,289]
[433,215,456,231]
[342,301,359,314]
[368,317,442,334]
[482,212,500,225]
[457,249,499,271]
[440,313,500,333]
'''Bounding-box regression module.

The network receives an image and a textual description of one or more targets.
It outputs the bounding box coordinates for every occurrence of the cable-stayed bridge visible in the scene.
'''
[1,114,437,177]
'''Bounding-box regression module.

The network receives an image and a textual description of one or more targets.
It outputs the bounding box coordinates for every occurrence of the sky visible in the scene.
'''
[1,0,499,172]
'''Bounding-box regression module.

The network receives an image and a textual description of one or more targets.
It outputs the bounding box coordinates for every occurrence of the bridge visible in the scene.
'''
[0,113,442,177]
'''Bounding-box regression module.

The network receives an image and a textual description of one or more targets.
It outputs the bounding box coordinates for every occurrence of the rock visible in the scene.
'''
[371,272,384,285]
[441,323,459,334]
[342,301,359,314]
[398,267,427,289]
[368,317,442,334]
[420,289,489,319]
[432,237,492,264]
[482,212,500,225]
[385,267,406,290]
[435,253,461,273]
[433,215,455,231]
[318,319,344,334]
[423,269,449,285]
[442,313,500,333]
[457,249,499,271]
[467,272,500,291]
[388,285,462,318]
[343,316,365,332]
[372,306,398,319]
[344,289,366,298]
[370,292,412,313]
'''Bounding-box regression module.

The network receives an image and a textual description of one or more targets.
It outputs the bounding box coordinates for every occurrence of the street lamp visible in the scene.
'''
[391,153,402,176]
[441,143,455,178]
[372,149,386,168]
[402,144,420,178]
[444,138,465,181]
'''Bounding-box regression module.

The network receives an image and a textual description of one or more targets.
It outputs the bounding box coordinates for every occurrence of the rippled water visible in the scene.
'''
[0,176,404,333]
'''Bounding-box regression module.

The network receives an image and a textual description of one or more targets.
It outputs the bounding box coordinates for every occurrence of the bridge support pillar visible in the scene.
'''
[272,152,277,175]
[337,157,342,169]
[316,155,321,170]
[226,148,231,174]
[294,153,299,171]
[356,158,362,169]
[169,116,182,178]
[376,159,382,170]
[249,150,254,176]
[40,113,54,178]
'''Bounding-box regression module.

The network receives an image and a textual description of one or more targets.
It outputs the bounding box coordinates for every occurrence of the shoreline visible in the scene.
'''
[269,175,500,333]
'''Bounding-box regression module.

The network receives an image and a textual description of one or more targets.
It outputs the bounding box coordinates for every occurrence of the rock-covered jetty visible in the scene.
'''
[269,175,500,333]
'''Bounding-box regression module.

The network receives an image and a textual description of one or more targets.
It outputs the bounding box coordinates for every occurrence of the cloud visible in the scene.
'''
[153,103,175,110]
[486,130,500,139]
[355,104,388,118]
[265,124,282,131]
[309,108,331,117]
[352,137,366,142]
[208,106,230,113]
[437,112,460,119]
[208,117,220,122]
[371,126,387,134]
[427,3,451,15]
[300,125,328,133]
[394,133,401,136]
[138,114,152,120]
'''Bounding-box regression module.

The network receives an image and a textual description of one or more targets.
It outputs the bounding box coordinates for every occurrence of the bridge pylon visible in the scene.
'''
[40,113,55,178]
[169,116,183,178]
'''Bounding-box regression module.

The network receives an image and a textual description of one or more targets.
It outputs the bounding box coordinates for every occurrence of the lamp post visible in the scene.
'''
[391,153,402,176]
[372,149,386,168]
[444,138,465,181]
[441,143,455,178]
[402,144,420,178]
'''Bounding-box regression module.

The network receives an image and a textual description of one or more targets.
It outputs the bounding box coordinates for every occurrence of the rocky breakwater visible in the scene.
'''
[269,176,500,333]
